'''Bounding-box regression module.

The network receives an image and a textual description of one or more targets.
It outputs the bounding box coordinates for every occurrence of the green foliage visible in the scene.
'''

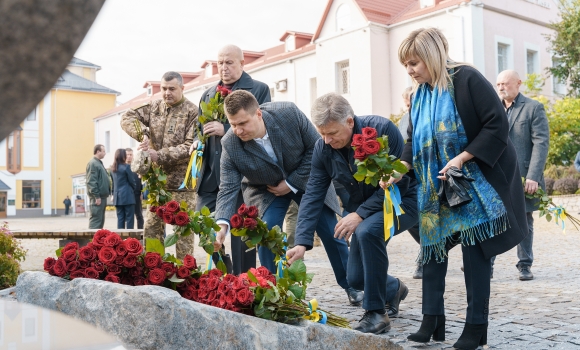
[545,0,580,97]
[0,223,27,289]
[231,220,287,258]
[146,237,165,255]
[198,92,227,142]
[353,134,408,187]
[544,97,580,166]
[142,164,172,206]
[523,177,580,229]
[522,73,545,98]
[163,205,220,256]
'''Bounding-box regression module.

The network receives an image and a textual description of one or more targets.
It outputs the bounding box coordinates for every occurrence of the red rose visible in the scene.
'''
[62,242,79,253]
[182,255,197,270]
[217,85,232,97]
[219,293,228,307]
[210,299,221,308]
[92,261,105,273]
[161,262,176,276]
[257,276,270,288]
[92,229,112,247]
[78,246,96,262]
[362,140,380,155]
[165,200,180,213]
[133,276,146,286]
[237,203,249,216]
[226,304,241,312]
[107,264,121,275]
[255,266,270,277]
[208,269,223,279]
[66,261,80,272]
[230,214,244,229]
[351,134,365,147]
[115,242,127,256]
[98,247,117,265]
[225,289,237,305]
[223,274,237,284]
[232,278,247,290]
[207,277,220,290]
[148,268,166,285]
[84,267,99,279]
[237,288,255,306]
[78,260,89,269]
[243,218,257,230]
[114,255,124,265]
[207,290,217,303]
[246,206,259,219]
[104,233,122,247]
[155,206,165,218]
[149,205,158,213]
[44,257,56,272]
[182,288,194,300]
[124,238,142,256]
[130,266,144,277]
[62,249,77,262]
[218,282,231,294]
[144,252,162,269]
[174,211,190,226]
[105,274,120,283]
[177,266,191,279]
[198,288,209,299]
[361,127,378,140]
[69,270,85,280]
[53,259,67,277]
[266,274,277,286]
[163,212,175,225]
[121,276,133,285]
[353,147,368,160]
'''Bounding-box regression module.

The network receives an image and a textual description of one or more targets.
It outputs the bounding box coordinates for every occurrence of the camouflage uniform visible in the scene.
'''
[121,97,198,259]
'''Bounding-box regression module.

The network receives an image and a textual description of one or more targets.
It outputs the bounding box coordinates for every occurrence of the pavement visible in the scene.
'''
[6,211,580,349]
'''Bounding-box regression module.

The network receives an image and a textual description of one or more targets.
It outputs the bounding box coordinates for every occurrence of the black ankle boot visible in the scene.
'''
[407,314,446,343]
[453,322,488,349]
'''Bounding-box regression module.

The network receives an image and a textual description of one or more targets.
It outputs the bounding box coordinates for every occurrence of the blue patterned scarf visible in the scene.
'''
[411,82,508,264]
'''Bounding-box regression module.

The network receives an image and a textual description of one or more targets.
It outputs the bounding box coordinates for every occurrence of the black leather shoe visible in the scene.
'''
[408,314,446,342]
[413,264,423,279]
[354,310,391,334]
[385,279,409,318]
[453,322,487,349]
[346,287,363,306]
[519,266,534,280]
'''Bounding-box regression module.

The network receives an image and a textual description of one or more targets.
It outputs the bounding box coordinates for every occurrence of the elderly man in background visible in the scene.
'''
[494,69,549,281]
[121,71,198,259]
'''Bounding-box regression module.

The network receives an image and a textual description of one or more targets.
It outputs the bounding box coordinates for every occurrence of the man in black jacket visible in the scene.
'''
[287,93,419,334]
[125,148,144,229]
[192,45,270,274]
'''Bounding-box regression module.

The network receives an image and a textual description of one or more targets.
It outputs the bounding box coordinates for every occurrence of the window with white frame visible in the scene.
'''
[526,50,538,75]
[104,130,110,153]
[497,43,509,73]
[310,77,318,108]
[335,4,351,31]
[337,61,350,95]
[25,108,36,121]
[269,87,275,101]
[147,86,152,96]
[552,57,567,95]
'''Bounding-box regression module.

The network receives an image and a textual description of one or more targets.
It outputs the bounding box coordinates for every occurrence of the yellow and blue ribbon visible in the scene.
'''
[383,184,405,241]
[276,235,288,278]
[549,206,567,234]
[179,142,204,189]
[303,299,327,324]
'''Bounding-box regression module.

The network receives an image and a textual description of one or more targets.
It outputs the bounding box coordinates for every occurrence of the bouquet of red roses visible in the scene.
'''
[198,85,231,142]
[229,204,287,258]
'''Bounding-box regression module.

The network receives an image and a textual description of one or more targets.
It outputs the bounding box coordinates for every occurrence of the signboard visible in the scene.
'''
[75,199,85,214]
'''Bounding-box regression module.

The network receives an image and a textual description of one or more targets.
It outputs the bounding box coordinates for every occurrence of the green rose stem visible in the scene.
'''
[523,177,580,230]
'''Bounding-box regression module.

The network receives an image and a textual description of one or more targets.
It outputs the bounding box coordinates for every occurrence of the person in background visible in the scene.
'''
[86,144,111,229]
[63,196,71,215]
[111,148,136,229]
[125,148,144,229]
[397,86,413,137]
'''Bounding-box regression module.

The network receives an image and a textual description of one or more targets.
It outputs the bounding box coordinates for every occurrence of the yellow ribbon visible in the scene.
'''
[550,206,567,234]
[303,299,327,324]
[383,184,405,241]
[180,143,204,189]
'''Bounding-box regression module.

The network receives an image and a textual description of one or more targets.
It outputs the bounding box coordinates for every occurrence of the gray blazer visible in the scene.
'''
[215,102,341,221]
[508,93,549,212]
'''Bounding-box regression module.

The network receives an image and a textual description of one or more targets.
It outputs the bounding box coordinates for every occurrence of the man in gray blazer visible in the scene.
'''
[496,70,549,281]
[214,90,362,305]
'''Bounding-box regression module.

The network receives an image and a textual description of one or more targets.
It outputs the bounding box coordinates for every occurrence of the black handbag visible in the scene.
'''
[437,166,474,207]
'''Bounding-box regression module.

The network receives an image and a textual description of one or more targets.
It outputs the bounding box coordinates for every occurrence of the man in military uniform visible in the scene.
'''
[121,71,198,259]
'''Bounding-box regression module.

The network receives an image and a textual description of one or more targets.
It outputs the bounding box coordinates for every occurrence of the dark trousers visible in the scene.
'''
[258,193,350,290]
[422,234,491,324]
[490,211,534,269]
[64,205,70,215]
[116,204,135,229]
[197,190,255,275]
[347,196,418,310]
[134,200,144,229]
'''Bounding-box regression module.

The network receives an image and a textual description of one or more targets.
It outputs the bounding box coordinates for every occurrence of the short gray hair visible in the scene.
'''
[311,92,354,127]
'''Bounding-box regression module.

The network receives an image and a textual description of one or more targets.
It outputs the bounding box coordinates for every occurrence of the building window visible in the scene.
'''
[337,60,350,95]
[269,87,275,101]
[310,77,318,108]
[25,108,36,121]
[147,86,152,96]
[552,57,567,95]
[497,43,509,73]
[6,129,22,175]
[526,50,538,75]
[336,4,351,31]
[285,35,295,52]
[104,131,110,152]
[22,180,41,209]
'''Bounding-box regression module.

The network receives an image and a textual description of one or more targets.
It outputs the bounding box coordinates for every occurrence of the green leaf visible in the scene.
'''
[353,173,365,182]
[288,285,304,300]
[164,233,179,248]
[287,259,307,282]
[251,234,262,245]
[201,206,211,216]
[247,270,260,284]
[146,238,165,255]
[216,260,228,274]
[55,247,63,258]
[393,161,409,174]
[158,174,167,181]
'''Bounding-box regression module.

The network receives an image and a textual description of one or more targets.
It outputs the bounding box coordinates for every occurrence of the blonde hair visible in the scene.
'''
[398,27,469,93]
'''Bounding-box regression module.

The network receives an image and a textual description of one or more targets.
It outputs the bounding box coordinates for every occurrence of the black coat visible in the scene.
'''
[111,163,136,206]
[196,71,271,193]
[295,115,418,249]
[401,66,528,259]
[130,170,143,203]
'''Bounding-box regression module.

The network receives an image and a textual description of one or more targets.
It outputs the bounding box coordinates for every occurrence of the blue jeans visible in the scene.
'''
[258,193,350,290]
[490,211,534,268]
[116,204,135,229]
[347,196,419,310]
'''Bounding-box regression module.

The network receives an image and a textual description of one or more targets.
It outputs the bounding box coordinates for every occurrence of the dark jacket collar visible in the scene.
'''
[219,71,253,90]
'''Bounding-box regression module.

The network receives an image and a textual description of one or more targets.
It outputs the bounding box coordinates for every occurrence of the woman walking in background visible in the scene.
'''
[111,148,136,229]
[389,27,528,349]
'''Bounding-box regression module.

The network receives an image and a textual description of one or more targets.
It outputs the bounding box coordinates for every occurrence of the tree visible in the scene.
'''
[546,0,580,97]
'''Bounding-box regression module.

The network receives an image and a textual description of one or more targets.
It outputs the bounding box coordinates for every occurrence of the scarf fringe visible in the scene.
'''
[419,212,509,265]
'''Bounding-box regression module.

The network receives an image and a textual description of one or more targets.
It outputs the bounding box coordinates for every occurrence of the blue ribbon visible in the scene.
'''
[384,184,404,239]
[178,143,204,190]
[277,235,288,278]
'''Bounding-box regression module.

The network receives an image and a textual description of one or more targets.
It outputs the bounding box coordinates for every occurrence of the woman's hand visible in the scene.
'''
[438,151,473,181]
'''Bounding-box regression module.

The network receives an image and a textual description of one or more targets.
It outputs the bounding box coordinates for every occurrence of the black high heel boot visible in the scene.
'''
[407,314,446,343]
[453,322,488,349]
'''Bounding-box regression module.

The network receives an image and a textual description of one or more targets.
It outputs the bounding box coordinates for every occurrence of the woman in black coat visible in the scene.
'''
[111,149,136,229]
[390,28,528,349]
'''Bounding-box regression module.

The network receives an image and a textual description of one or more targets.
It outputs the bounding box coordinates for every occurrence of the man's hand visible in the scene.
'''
[286,245,307,265]
[203,121,225,137]
[189,140,200,155]
[214,224,228,252]
[524,179,539,194]
[334,212,363,240]
[95,198,101,206]
[267,181,291,196]
[137,135,149,151]
[149,149,158,163]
